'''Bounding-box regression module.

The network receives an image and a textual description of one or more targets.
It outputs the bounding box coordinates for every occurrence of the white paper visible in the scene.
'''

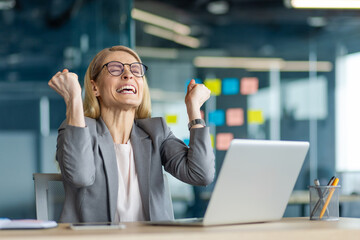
[0,219,57,229]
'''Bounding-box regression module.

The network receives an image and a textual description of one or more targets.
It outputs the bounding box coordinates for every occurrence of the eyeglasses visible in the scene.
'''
[102,61,148,77]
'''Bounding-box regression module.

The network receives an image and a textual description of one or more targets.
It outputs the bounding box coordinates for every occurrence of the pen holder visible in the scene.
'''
[309,185,340,221]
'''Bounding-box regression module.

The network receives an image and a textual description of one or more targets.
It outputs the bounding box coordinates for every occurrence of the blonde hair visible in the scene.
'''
[83,46,151,119]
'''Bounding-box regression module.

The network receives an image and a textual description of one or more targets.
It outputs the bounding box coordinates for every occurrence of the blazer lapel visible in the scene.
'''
[96,118,119,222]
[131,121,151,220]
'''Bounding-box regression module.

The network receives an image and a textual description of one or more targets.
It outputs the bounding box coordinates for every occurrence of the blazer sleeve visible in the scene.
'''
[56,119,96,188]
[159,118,215,186]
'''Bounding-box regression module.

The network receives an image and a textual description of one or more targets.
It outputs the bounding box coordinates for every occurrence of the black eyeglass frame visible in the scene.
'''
[102,61,148,77]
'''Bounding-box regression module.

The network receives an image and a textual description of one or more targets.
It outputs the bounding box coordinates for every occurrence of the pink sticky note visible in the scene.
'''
[240,77,259,95]
[216,133,234,151]
[226,108,244,126]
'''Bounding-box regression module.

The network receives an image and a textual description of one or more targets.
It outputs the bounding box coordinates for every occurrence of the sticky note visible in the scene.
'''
[216,133,234,151]
[185,78,202,93]
[240,77,259,95]
[209,110,225,126]
[183,138,190,146]
[210,134,214,149]
[247,110,264,124]
[226,108,244,126]
[204,78,221,96]
[222,78,239,95]
[165,114,177,124]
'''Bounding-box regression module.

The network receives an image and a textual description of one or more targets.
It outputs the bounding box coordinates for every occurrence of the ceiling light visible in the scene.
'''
[280,61,332,72]
[207,1,230,15]
[194,56,283,69]
[135,47,179,59]
[285,0,360,9]
[132,8,191,35]
[0,0,15,10]
[307,17,327,27]
[193,56,333,72]
[143,25,201,48]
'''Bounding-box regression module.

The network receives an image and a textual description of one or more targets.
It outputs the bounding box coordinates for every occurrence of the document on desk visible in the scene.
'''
[0,218,57,230]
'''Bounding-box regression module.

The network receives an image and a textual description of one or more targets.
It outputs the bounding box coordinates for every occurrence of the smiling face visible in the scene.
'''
[91,51,144,112]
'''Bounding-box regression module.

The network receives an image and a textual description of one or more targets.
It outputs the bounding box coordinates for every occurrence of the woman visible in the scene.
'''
[48,45,215,223]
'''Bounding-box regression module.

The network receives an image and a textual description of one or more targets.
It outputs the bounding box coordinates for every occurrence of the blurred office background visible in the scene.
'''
[1,0,360,219]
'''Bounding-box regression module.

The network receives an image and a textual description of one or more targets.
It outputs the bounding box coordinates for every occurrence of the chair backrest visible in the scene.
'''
[33,173,64,221]
[33,173,173,221]
[163,173,174,214]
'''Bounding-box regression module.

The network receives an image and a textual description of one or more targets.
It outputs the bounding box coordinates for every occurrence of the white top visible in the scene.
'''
[113,140,146,223]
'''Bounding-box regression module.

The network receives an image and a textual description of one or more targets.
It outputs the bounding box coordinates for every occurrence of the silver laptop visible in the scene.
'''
[149,139,309,226]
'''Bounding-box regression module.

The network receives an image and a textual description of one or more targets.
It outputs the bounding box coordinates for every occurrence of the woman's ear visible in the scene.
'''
[90,80,99,97]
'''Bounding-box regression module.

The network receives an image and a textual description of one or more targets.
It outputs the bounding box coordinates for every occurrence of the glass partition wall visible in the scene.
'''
[133,1,360,218]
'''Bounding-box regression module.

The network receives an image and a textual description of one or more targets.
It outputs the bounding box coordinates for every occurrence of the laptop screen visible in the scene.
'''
[203,139,309,225]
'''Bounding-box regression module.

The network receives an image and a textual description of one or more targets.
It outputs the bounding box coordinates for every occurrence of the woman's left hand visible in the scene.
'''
[185,79,211,120]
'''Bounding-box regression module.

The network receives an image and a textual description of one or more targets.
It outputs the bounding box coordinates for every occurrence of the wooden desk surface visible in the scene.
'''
[1,218,360,240]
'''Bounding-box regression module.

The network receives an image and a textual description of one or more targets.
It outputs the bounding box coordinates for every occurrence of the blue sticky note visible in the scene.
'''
[208,110,225,126]
[183,138,190,146]
[185,78,202,93]
[222,78,239,95]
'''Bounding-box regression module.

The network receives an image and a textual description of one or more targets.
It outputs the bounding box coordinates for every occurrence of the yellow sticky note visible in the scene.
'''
[247,110,264,124]
[210,134,215,149]
[165,115,177,124]
[204,78,221,96]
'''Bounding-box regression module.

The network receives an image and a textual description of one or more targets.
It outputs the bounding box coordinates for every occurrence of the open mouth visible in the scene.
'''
[116,85,137,94]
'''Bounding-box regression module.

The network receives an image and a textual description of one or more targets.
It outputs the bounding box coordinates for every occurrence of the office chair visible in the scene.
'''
[33,173,64,221]
[163,173,174,214]
[33,173,173,221]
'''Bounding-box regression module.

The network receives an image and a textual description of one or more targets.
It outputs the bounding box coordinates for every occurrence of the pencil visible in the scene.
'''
[319,178,339,219]
[310,177,335,218]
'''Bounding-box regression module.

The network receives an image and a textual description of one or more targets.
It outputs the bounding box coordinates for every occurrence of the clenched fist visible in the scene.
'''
[185,79,211,121]
[48,69,82,105]
[48,69,85,127]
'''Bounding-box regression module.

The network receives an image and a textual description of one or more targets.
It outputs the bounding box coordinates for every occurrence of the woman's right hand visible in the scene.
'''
[48,69,82,104]
[48,69,85,127]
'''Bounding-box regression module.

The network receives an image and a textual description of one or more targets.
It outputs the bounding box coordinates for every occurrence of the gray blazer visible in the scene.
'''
[56,117,215,223]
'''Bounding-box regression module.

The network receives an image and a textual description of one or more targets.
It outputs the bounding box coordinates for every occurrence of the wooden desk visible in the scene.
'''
[1,218,360,240]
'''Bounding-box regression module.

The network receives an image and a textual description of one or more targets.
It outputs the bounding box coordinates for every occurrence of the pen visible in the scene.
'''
[310,180,321,218]
[310,177,335,218]
[327,176,336,186]
[313,179,329,217]
[321,176,336,198]
[319,177,339,219]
